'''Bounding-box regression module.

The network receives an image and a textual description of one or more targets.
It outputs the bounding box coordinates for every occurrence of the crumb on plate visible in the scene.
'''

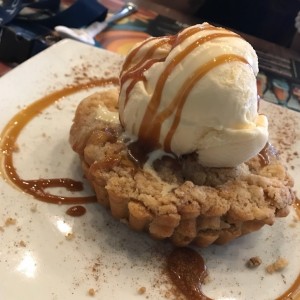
[5,217,16,226]
[138,287,146,295]
[19,240,26,247]
[247,256,262,268]
[65,232,75,240]
[266,257,288,274]
[88,288,95,296]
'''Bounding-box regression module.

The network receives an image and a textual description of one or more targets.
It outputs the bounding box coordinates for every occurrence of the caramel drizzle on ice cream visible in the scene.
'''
[120,25,246,152]
[121,37,171,79]
[122,57,165,116]
[121,36,159,74]
[120,24,221,114]
[121,24,213,76]
[152,54,248,152]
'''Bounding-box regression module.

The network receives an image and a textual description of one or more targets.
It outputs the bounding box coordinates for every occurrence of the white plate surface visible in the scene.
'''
[0,39,299,300]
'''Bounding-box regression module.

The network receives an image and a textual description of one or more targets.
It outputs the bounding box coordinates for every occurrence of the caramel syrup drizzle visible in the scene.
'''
[120,24,242,151]
[120,36,174,115]
[121,36,173,84]
[122,58,163,105]
[120,24,230,126]
[120,36,179,125]
[121,24,213,75]
[0,78,118,204]
[167,247,212,300]
[165,54,248,151]
[138,32,242,150]
[121,36,159,74]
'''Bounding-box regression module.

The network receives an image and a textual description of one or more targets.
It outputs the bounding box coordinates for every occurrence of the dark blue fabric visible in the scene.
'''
[0,0,108,62]
[29,0,108,28]
[0,0,60,25]
[0,0,24,25]
[0,0,107,28]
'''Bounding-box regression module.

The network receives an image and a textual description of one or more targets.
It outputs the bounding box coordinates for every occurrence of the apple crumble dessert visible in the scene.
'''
[70,23,294,246]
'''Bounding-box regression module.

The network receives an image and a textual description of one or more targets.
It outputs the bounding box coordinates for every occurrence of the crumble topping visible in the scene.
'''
[69,89,295,247]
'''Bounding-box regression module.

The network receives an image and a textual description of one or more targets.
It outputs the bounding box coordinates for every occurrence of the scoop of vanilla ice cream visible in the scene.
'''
[119,23,268,167]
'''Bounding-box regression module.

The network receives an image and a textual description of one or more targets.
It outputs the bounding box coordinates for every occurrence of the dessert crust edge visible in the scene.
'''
[70,89,295,247]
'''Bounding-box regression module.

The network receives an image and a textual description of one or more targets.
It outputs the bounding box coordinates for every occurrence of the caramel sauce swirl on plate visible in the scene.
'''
[0,78,118,204]
[167,247,212,300]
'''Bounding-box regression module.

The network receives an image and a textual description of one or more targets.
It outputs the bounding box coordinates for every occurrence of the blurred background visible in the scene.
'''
[149,0,300,50]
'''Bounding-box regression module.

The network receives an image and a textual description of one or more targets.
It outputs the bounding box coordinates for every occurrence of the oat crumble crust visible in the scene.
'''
[69,88,295,247]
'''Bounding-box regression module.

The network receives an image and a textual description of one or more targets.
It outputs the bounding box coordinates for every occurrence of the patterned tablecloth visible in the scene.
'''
[1,0,300,112]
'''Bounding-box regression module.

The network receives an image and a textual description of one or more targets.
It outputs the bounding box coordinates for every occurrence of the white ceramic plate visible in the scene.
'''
[0,40,299,300]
